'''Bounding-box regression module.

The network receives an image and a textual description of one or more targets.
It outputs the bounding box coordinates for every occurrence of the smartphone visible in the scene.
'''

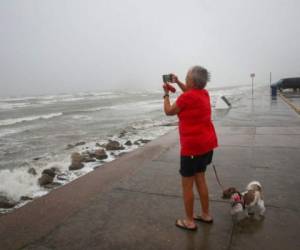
[162,74,172,83]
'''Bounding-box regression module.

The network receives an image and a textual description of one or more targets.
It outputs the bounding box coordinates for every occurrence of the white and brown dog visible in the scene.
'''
[227,181,266,220]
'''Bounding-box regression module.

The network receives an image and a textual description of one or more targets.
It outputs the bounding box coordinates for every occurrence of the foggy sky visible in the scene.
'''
[1,0,300,97]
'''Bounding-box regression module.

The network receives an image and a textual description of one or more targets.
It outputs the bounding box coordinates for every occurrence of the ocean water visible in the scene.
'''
[0,85,253,213]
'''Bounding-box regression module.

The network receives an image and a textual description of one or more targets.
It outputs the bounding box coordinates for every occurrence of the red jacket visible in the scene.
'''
[176,88,218,156]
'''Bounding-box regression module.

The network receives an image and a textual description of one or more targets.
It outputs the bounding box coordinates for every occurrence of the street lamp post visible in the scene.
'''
[250,73,255,98]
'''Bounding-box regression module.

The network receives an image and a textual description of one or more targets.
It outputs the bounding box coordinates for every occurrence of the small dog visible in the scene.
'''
[242,181,266,218]
[224,181,266,220]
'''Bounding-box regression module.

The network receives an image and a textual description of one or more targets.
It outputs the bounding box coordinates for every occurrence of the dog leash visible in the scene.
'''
[211,163,225,191]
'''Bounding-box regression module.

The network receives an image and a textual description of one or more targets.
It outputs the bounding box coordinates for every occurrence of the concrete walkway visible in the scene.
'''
[0,87,300,250]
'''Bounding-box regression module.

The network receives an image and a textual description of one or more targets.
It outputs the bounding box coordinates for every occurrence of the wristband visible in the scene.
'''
[163,94,169,99]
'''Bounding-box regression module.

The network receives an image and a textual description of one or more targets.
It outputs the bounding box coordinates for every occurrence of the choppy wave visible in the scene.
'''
[0,128,22,138]
[0,92,125,111]
[0,167,42,201]
[0,102,30,110]
[0,112,63,126]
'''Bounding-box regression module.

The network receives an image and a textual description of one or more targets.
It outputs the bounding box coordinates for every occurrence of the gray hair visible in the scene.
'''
[190,65,210,89]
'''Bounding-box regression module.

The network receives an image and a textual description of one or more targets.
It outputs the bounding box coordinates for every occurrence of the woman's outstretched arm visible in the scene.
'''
[176,80,187,92]
[171,74,187,92]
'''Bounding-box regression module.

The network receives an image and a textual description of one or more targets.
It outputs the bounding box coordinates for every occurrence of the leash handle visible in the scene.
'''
[212,163,225,191]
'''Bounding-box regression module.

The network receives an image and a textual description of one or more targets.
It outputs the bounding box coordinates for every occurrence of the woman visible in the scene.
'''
[163,66,218,231]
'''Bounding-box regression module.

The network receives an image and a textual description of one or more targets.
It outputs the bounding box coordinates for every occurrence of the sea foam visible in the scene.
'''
[0,112,63,126]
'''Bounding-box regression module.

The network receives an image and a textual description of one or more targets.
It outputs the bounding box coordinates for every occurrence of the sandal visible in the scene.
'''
[193,215,214,224]
[175,219,197,231]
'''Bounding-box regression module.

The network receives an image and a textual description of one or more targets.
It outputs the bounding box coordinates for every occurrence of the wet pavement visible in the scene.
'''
[279,90,300,114]
[0,86,300,250]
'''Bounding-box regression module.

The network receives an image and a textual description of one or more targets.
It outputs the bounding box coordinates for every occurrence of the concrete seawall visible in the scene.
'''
[0,86,300,250]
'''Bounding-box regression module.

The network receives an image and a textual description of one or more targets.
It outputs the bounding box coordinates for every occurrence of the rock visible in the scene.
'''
[138,139,151,144]
[66,144,75,150]
[57,174,68,181]
[33,157,42,161]
[69,152,84,170]
[105,140,125,150]
[65,141,86,150]
[42,168,56,178]
[133,140,140,145]
[125,140,132,146]
[43,182,62,189]
[38,168,57,186]
[93,149,108,160]
[161,122,178,126]
[27,167,37,176]
[75,141,86,146]
[80,152,96,163]
[119,130,127,138]
[134,139,151,145]
[20,196,33,201]
[0,195,17,209]
[50,167,61,175]
[69,163,84,171]
[82,157,96,163]
[38,173,54,186]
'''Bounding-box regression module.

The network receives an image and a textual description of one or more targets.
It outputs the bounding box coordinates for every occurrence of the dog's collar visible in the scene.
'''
[231,192,245,208]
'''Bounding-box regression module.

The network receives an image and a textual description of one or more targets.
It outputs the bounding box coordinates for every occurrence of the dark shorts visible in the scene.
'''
[179,151,213,177]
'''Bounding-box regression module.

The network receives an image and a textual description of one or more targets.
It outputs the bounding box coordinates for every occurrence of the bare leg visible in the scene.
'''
[181,176,196,226]
[195,172,212,220]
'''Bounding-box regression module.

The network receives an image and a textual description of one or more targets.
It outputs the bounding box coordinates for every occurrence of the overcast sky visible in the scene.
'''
[0,0,300,97]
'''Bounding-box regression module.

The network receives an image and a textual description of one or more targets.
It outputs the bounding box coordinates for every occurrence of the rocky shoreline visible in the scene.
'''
[0,122,178,212]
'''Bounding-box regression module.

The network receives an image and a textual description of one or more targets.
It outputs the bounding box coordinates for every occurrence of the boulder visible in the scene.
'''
[134,139,151,145]
[20,196,33,201]
[69,159,84,171]
[105,140,125,150]
[38,173,54,186]
[119,130,127,138]
[69,152,84,170]
[75,141,86,146]
[125,140,132,146]
[0,195,17,209]
[42,168,56,178]
[43,182,62,189]
[93,149,108,160]
[38,167,57,186]
[80,152,96,163]
[27,167,37,176]
[138,139,151,144]
[50,167,61,175]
